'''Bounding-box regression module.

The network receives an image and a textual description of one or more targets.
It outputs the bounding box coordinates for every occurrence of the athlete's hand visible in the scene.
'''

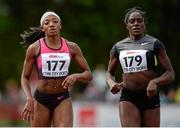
[110,82,123,94]
[21,98,34,122]
[62,74,77,89]
[147,80,158,97]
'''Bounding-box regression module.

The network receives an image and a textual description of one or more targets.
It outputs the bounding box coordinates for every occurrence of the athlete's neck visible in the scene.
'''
[129,34,145,41]
[45,36,61,49]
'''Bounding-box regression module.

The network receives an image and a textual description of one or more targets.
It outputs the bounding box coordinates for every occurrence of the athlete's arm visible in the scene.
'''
[21,43,38,121]
[106,55,123,94]
[62,42,92,88]
[151,49,175,85]
[21,44,36,100]
[147,49,175,97]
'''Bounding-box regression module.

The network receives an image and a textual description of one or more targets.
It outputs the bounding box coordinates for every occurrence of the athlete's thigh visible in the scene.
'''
[142,107,160,127]
[119,101,141,127]
[31,100,51,127]
[52,97,73,127]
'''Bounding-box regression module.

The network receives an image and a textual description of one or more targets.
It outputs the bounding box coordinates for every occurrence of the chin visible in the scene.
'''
[48,32,58,36]
[133,32,142,36]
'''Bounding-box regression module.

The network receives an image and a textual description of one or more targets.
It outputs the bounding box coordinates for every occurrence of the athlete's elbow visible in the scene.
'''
[78,72,93,84]
[21,73,30,82]
[170,71,175,82]
[168,70,175,83]
[86,73,93,84]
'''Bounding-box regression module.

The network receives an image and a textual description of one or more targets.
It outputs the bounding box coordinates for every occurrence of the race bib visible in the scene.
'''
[41,53,70,77]
[119,50,148,73]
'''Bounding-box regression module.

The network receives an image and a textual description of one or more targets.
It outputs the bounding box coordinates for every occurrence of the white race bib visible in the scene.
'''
[41,53,70,77]
[119,50,148,73]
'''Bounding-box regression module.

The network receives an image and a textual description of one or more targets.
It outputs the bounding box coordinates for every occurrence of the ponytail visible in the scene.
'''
[20,27,45,49]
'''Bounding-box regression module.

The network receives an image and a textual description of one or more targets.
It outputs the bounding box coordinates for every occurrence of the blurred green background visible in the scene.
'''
[0,0,179,90]
[0,0,180,126]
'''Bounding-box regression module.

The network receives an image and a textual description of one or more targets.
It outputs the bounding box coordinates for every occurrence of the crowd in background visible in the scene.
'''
[0,64,180,126]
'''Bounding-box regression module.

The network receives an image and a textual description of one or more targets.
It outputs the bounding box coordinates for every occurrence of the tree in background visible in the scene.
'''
[0,0,179,93]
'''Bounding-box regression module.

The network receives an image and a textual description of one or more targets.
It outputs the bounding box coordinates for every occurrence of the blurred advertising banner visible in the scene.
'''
[78,107,97,126]
[73,101,120,127]
[73,101,180,127]
[0,101,180,127]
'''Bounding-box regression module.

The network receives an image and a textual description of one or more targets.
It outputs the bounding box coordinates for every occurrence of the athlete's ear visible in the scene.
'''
[39,25,44,32]
[143,25,146,31]
[126,24,130,31]
[60,22,62,30]
[41,27,45,32]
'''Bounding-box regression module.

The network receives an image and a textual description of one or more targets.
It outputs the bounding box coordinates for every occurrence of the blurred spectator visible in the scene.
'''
[166,88,175,103]
[160,91,169,104]
[4,78,21,105]
[105,89,120,103]
[84,64,107,101]
[0,91,2,101]
[175,86,180,103]
[1,78,25,126]
[160,89,175,104]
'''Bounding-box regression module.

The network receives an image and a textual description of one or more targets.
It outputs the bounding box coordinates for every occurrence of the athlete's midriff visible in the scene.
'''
[36,79,68,94]
[122,70,156,90]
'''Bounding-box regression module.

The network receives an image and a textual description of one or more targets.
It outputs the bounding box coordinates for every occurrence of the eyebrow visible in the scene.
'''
[44,17,59,21]
[129,17,143,20]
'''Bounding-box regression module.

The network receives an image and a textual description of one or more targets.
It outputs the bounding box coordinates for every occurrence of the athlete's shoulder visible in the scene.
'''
[62,38,81,55]
[66,40,78,49]
[26,40,40,57]
[115,37,131,46]
[62,37,76,46]
[27,40,39,49]
[144,34,159,42]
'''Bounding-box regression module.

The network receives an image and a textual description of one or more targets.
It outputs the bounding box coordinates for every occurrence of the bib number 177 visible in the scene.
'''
[46,60,65,71]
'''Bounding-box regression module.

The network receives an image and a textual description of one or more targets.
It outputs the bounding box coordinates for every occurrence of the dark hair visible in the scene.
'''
[20,27,45,49]
[124,6,147,24]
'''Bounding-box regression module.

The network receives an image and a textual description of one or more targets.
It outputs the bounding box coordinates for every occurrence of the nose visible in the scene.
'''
[134,20,139,25]
[49,21,55,27]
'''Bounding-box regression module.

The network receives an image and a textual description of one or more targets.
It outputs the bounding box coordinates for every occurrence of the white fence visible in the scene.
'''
[73,101,180,127]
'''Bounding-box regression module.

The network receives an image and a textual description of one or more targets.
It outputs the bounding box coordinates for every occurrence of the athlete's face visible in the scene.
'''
[126,12,145,38]
[42,15,61,36]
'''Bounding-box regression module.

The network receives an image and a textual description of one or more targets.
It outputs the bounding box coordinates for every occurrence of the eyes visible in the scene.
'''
[128,18,144,24]
[44,18,59,25]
